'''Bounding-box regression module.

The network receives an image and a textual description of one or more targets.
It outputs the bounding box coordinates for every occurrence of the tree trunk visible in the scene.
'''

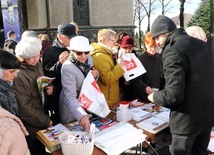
[179,0,185,28]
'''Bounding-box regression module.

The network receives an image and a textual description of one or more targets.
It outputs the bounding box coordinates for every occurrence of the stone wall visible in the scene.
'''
[89,0,133,26]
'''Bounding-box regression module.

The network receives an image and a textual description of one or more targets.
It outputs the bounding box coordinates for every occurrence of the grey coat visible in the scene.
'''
[0,79,18,116]
[59,55,94,124]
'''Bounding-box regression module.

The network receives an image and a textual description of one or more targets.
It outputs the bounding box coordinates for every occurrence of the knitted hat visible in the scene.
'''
[15,37,42,59]
[68,36,92,52]
[120,35,135,48]
[151,15,177,38]
[57,23,77,39]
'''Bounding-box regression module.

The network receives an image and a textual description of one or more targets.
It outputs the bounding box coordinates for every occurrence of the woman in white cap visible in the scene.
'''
[59,36,99,132]
[13,37,53,155]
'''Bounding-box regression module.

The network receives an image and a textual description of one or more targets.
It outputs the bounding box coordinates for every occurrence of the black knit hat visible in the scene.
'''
[151,15,177,38]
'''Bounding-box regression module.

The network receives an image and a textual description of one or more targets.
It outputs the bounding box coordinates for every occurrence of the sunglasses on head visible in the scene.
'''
[74,51,90,56]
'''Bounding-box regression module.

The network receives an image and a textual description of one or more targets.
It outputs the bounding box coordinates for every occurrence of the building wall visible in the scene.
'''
[26,0,47,29]
[26,0,134,29]
[89,0,133,26]
[24,0,135,42]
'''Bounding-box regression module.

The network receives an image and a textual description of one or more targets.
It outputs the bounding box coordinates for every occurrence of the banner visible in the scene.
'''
[1,0,20,41]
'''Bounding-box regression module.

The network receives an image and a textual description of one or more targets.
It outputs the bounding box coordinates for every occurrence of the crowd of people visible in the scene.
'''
[0,16,214,155]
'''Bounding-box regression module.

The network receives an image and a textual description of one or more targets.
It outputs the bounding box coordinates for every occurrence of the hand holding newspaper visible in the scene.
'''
[37,76,55,105]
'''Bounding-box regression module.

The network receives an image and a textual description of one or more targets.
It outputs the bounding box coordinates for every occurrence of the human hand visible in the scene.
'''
[59,51,69,64]
[45,85,53,95]
[145,86,153,94]
[48,120,53,127]
[80,115,90,133]
[91,67,99,79]
[117,57,125,68]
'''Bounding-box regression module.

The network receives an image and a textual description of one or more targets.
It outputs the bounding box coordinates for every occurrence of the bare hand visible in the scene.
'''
[48,120,53,127]
[59,51,69,64]
[145,86,153,94]
[80,115,90,133]
[117,57,125,68]
[45,85,53,95]
[91,67,99,79]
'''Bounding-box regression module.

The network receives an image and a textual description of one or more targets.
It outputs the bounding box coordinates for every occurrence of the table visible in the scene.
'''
[51,112,155,155]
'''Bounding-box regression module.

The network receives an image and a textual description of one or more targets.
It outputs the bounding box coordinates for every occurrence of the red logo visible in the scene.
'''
[124,58,137,71]
[79,94,92,109]
[91,81,102,93]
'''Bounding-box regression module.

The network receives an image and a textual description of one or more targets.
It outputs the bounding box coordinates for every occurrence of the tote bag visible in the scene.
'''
[122,53,146,81]
[78,71,111,117]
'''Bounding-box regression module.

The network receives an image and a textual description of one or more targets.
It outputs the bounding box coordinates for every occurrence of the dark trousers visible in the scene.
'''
[170,127,212,155]
[26,136,50,155]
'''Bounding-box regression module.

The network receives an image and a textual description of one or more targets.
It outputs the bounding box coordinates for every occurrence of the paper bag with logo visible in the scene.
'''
[122,53,146,81]
[78,71,111,117]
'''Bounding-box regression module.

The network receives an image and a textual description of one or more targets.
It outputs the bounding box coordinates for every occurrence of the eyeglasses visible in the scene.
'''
[74,51,90,56]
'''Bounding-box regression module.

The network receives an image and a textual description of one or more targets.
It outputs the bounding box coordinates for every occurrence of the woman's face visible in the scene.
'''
[72,51,89,63]
[145,43,158,55]
[24,54,40,66]
[2,69,19,82]
[121,46,134,53]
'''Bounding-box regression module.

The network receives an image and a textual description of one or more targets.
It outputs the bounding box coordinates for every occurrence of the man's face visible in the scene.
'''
[154,33,168,48]
[57,34,71,47]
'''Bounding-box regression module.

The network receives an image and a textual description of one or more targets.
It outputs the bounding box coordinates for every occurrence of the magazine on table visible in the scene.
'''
[36,123,70,152]
[136,116,169,134]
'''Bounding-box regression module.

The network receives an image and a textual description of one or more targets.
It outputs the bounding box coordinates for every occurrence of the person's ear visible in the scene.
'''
[0,68,3,78]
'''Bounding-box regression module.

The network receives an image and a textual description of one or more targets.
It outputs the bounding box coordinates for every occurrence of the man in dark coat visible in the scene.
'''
[42,23,77,124]
[148,15,214,155]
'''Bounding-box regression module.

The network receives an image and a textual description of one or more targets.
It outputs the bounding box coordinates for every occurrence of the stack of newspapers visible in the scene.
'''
[130,107,152,121]
[94,122,146,155]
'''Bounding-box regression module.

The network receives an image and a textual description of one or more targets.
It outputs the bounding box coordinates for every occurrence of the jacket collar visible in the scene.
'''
[163,28,187,50]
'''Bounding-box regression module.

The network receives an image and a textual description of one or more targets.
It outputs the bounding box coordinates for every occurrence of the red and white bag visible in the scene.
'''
[122,53,146,81]
[78,71,110,117]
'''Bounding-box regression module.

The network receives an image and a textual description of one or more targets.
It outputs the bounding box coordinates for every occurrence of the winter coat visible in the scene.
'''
[132,52,163,102]
[90,43,124,107]
[42,38,69,118]
[0,108,30,155]
[0,79,19,116]
[59,55,94,124]
[153,28,214,134]
[13,61,50,140]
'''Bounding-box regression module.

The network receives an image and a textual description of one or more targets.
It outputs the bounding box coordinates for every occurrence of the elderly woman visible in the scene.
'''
[14,37,53,155]
[0,49,20,115]
[59,36,99,132]
[132,32,164,102]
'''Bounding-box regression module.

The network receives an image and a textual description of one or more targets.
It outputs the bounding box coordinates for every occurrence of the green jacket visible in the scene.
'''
[13,62,50,140]
[90,43,124,107]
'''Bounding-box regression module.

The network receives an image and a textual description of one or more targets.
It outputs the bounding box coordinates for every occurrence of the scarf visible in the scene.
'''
[69,55,91,77]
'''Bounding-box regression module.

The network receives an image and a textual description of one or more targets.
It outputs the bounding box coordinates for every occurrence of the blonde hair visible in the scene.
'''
[97,29,116,43]
[41,34,50,42]
[38,34,43,40]
[185,26,207,42]
[70,21,79,34]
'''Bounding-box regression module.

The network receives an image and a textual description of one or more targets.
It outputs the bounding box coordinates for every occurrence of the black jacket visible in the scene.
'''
[153,28,214,134]
[132,51,163,102]
[42,38,69,122]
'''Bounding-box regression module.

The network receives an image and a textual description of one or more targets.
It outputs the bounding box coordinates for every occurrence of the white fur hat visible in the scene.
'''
[68,36,92,52]
[15,37,42,59]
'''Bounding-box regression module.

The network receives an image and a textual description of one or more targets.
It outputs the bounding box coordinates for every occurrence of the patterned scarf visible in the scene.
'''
[69,55,91,77]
